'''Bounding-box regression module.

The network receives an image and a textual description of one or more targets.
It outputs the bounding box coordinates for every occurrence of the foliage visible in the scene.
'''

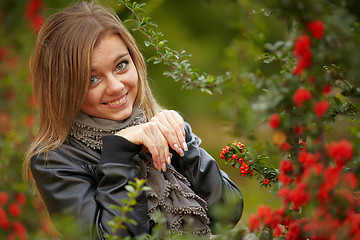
[120,0,360,239]
[104,178,151,240]
[0,191,28,239]
[103,176,248,239]
[119,0,231,95]
[0,0,57,239]
[219,141,279,188]
[1,0,360,239]
[222,0,360,239]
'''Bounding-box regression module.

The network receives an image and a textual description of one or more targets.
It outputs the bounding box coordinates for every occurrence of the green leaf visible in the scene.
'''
[109,204,121,211]
[200,88,213,95]
[141,186,152,191]
[144,41,150,47]
[124,218,138,226]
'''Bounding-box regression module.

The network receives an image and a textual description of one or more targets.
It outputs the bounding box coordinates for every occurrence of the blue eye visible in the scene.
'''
[90,76,102,85]
[115,60,128,73]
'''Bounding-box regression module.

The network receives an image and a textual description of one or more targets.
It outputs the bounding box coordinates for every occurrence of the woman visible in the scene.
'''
[24,1,243,239]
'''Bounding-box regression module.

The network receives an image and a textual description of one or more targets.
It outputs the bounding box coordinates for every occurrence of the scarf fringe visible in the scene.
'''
[147,179,208,211]
[145,159,211,236]
[69,108,146,150]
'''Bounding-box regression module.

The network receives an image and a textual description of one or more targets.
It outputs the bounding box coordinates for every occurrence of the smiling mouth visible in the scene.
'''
[104,94,127,106]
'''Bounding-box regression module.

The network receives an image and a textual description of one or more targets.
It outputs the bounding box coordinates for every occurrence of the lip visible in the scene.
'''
[103,93,128,109]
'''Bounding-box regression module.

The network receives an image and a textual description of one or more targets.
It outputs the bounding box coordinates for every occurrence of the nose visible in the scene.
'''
[105,74,124,95]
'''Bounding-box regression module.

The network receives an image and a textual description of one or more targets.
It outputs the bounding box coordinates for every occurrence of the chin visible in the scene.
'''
[109,109,133,121]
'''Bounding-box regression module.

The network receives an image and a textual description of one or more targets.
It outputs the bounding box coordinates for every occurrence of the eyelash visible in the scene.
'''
[90,60,129,86]
[115,60,129,73]
[90,76,102,86]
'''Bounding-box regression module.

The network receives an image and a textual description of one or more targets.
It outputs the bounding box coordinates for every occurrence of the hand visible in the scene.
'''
[149,110,188,157]
[115,122,170,171]
[114,110,187,172]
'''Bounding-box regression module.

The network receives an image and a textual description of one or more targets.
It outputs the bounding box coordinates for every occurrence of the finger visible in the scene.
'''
[151,117,183,157]
[145,122,170,171]
[150,123,169,171]
[168,110,186,137]
[116,124,170,171]
[162,110,187,151]
[152,111,187,154]
[142,123,162,171]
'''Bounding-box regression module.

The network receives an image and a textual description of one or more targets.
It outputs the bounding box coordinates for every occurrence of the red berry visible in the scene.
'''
[0,192,8,206]
[292,205,300,211]
[293,88,312,107]
[269,114,281,129]
[322,84,331,95]
[307,20,325,39]
[9,203,21,217]
[314,100,329,118]
[16,193,27,206]
[295,125,303,135]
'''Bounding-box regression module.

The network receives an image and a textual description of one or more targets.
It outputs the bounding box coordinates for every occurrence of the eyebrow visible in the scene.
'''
[91,52,130,72]
[113,52,130,64]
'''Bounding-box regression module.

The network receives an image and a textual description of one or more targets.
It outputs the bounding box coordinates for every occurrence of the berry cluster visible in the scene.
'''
[0,191,28,240]
[250,140,359,239]
[25,0,44,33]
[220,142,254,177]
[220,142,274,187]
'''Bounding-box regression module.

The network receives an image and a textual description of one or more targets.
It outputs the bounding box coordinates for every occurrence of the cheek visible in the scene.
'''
[81,89,100,109]
[134,76,140,93]
[128,70,139,93]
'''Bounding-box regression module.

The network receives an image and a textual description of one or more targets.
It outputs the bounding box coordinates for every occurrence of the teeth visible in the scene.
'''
[108,95,126,106]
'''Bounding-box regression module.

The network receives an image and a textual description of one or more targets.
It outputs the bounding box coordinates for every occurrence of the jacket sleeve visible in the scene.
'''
[30,135,148,239]
[171,122,243,231]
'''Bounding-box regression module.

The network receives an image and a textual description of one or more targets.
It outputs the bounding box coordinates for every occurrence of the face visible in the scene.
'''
[81,32,139,121]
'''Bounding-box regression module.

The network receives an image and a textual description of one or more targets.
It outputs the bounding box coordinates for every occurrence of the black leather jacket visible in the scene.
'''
[30,122,243,239]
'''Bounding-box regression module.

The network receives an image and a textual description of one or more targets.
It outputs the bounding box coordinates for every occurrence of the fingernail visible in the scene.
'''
[179,149,184,157]
[174,144,183,156]
[183,142,188,151]
[167,156,171,165]
[162,163,166,172]
[153,161,159,171]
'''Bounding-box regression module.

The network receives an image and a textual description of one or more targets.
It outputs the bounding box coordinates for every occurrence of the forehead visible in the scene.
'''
[93,32,127,52]
[91,32,128,67]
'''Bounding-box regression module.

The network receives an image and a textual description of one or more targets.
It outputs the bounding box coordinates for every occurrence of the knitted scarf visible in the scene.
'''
[69,107,211,236]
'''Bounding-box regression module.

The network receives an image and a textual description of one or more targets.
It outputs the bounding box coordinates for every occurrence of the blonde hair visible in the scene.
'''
[24,1,161,180]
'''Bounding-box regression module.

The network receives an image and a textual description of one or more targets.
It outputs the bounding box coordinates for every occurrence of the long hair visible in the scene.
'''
[24,1,161,180]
